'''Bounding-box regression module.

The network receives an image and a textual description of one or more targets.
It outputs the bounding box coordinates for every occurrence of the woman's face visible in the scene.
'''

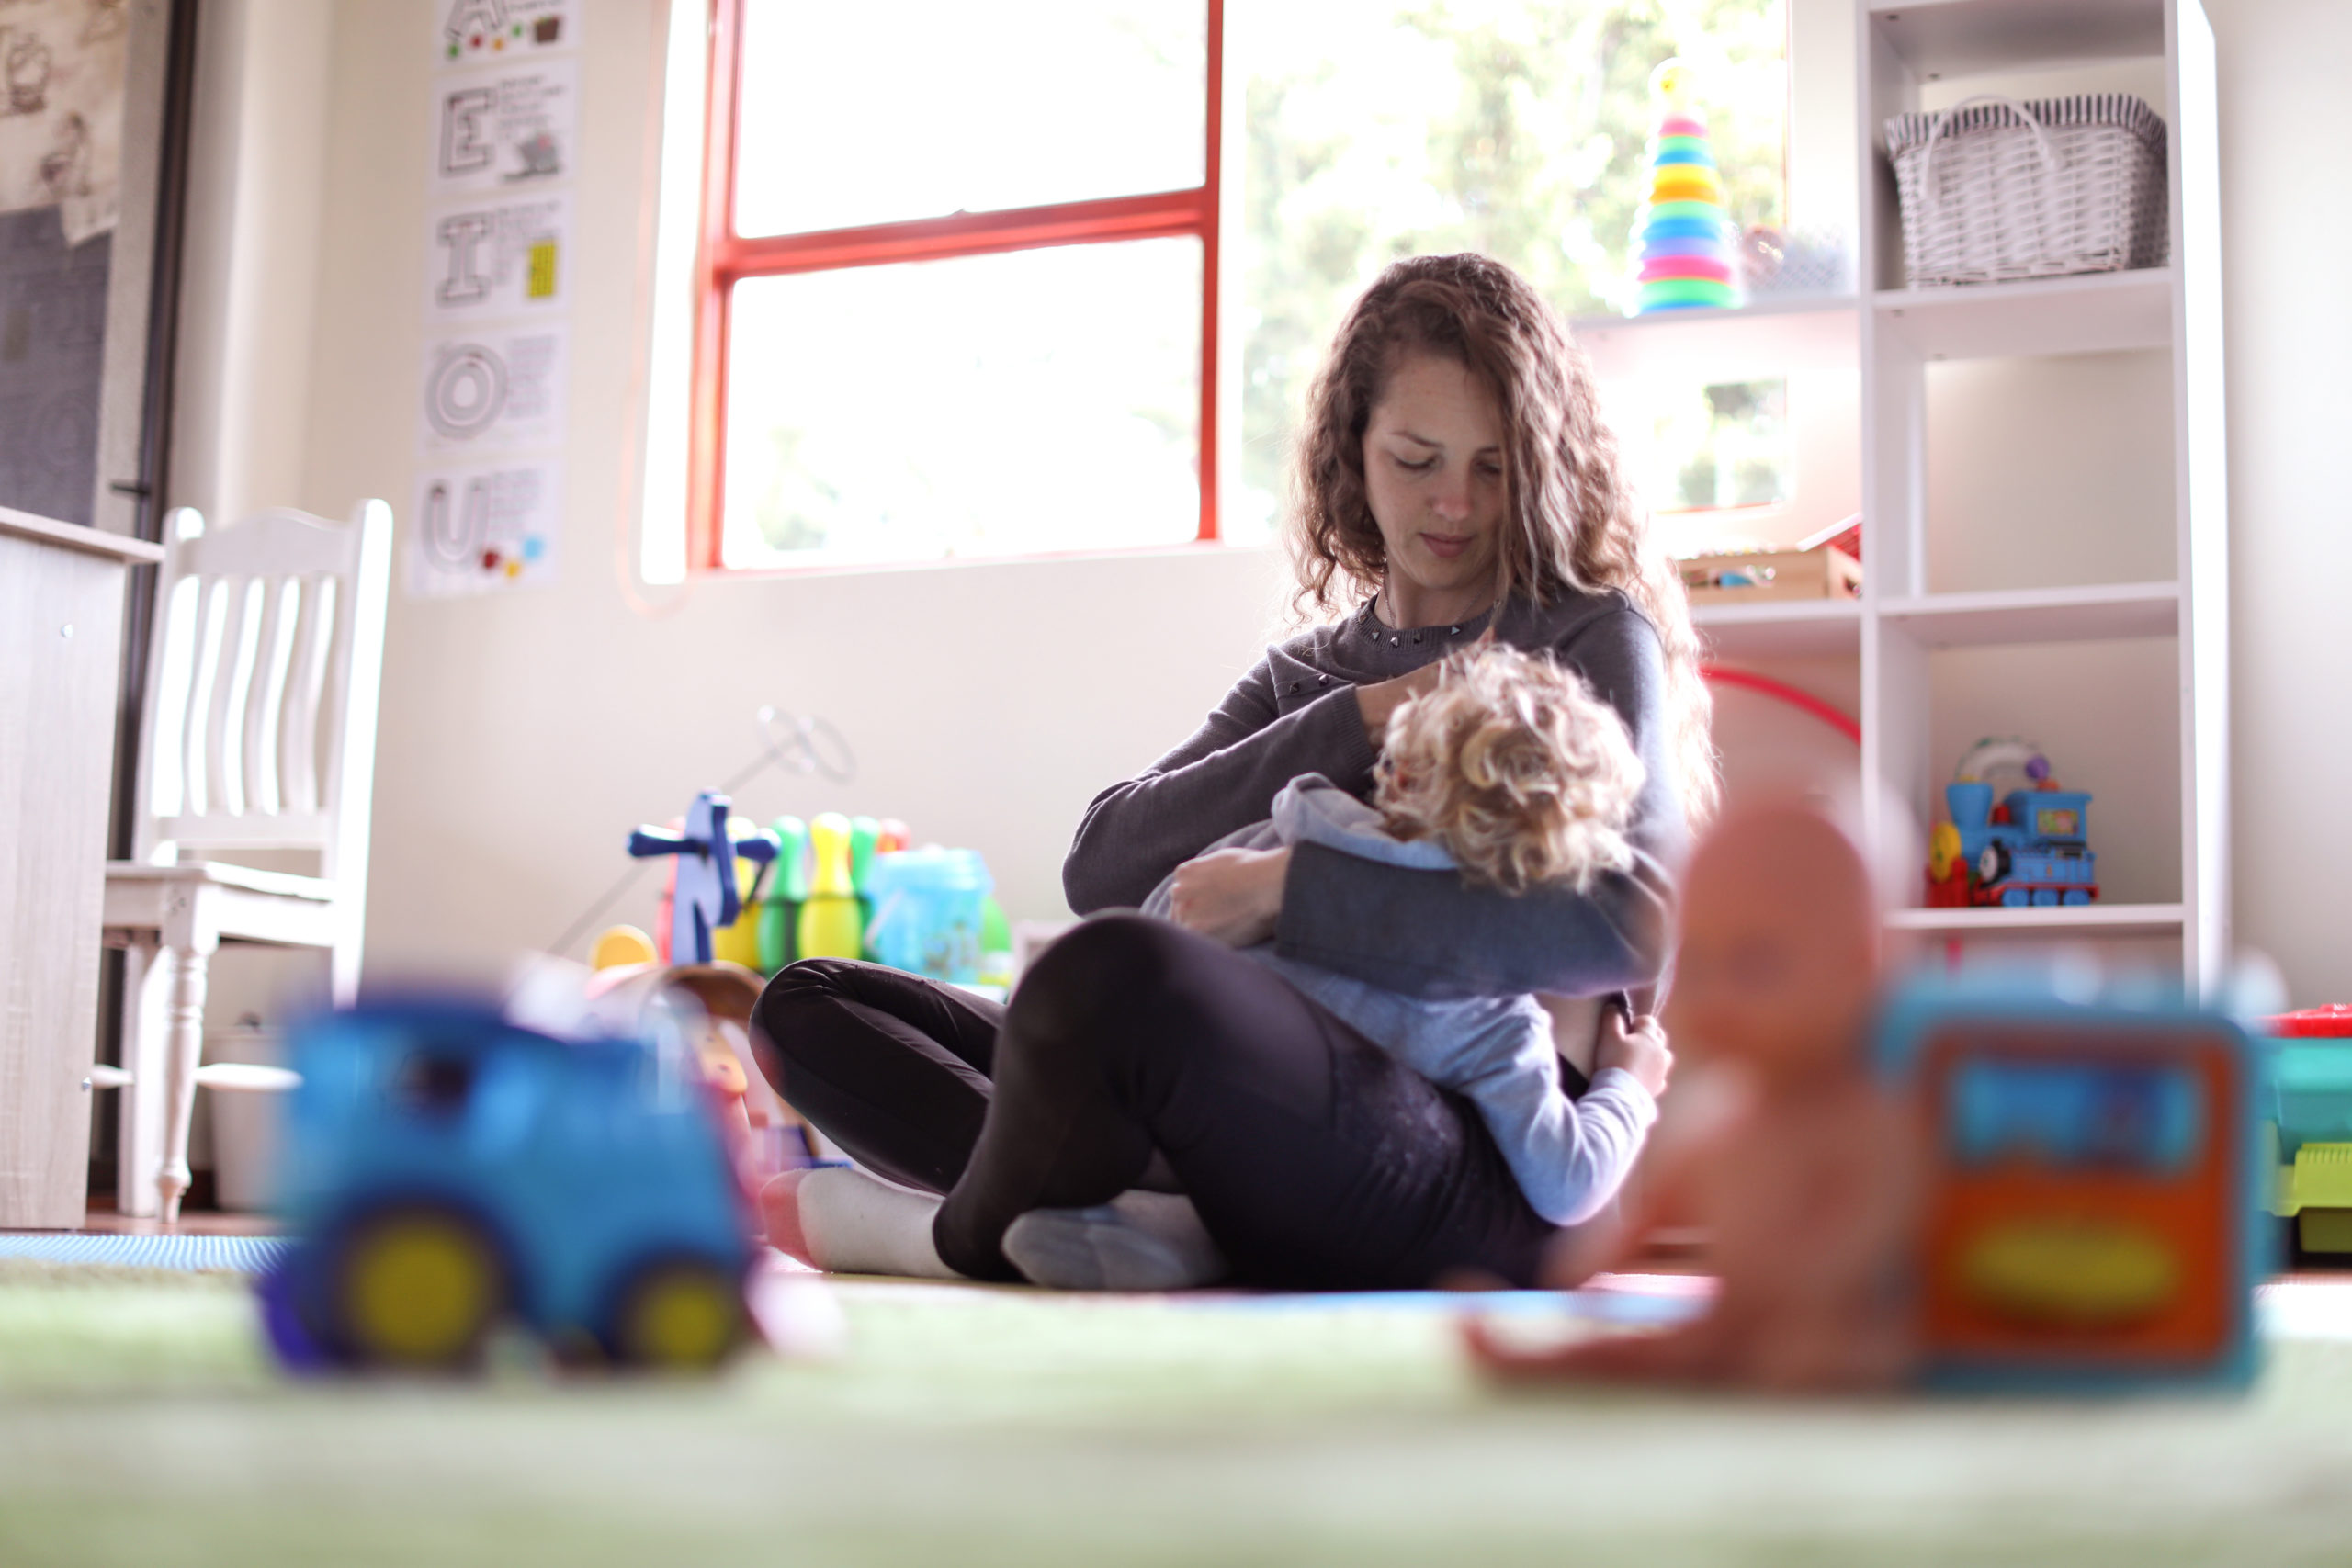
[1361,352,1509,624]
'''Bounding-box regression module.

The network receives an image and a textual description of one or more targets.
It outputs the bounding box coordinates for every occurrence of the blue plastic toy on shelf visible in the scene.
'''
[257,998,753,1373]
[1927,738,2098,908]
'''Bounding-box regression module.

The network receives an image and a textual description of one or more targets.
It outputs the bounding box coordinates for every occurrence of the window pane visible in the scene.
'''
[1646,378,1791,513]
[1238,0,1788,538]
[721,240,1201,568]
[734,1,1206,238]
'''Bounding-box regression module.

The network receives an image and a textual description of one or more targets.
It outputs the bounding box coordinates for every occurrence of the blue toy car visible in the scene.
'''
[259,999,755,1372]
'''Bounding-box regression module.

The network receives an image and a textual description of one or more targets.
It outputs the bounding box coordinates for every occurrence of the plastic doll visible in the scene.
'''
[1466,802,1920,1391]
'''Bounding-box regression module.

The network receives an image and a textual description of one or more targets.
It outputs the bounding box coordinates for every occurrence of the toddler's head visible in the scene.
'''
[1374,646,1645,895]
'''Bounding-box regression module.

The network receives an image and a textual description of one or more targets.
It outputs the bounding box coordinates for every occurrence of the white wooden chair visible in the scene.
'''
[94,502,391,1221]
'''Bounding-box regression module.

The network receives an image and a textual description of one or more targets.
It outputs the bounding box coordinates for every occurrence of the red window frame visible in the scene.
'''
[688,0,1225,572]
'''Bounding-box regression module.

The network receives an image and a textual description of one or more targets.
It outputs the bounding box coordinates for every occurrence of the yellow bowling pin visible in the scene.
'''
[797,812,864,960]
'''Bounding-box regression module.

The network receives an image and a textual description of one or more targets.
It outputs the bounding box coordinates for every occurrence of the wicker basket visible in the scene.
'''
[1885,94,2168,287]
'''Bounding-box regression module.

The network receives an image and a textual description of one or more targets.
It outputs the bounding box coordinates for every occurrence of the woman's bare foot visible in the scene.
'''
[759,1168,818,1267]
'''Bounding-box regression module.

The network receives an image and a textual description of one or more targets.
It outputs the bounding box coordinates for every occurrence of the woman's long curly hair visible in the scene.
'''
[1287,253,1718,826]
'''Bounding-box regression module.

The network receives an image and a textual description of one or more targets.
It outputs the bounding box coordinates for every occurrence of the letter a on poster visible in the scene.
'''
[437,0,582,68]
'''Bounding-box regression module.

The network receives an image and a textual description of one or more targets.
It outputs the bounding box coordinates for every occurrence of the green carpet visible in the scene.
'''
[2,1260,2348,1566]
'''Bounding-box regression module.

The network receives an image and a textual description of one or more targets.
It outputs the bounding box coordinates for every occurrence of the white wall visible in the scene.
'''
[172,0,332,528]
[2210,0,2352,1003]
[181,0,2351,1002]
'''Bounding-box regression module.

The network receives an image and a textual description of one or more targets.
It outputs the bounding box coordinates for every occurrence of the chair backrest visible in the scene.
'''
[134,502,393,889]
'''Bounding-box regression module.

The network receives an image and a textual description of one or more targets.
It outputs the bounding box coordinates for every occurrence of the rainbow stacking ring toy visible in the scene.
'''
[1634,62,1737,314]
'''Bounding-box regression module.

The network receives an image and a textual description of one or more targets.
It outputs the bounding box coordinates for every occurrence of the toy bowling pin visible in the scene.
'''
[756,815,809,973]
[797,811,864,961]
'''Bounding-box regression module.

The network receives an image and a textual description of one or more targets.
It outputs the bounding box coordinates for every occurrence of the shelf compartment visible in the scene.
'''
[1886,901,2185,935]
[1573,297,1858,383]
[1868,0,2166,82]
[1879,581,2178,646]
[1692,597,1862,660]
[1874,269,2172,361]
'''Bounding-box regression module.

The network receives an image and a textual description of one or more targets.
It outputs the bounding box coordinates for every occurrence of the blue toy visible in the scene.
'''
[1877,972,2267,1391]
[628,790,780,964]
[1927,738,2098,908]
[257,999,754,1372]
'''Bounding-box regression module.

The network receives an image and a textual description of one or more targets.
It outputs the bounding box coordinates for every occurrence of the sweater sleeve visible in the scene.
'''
[1272,605,1689,998]
[1474,1065,1657,1226]
[1063,650,1381,914]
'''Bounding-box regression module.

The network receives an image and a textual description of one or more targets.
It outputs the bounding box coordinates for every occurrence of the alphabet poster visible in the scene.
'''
[424,191,569,319]
[429,58,576,197]
[411,0,579,598]
[418,324,569,455]
[408,457,561,597]
[438,0,582,67]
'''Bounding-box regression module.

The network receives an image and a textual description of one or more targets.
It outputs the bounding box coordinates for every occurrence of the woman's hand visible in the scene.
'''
[1595,1010,1673,1098]
[1353,626,1496,740]
[1353,662,1445,741]
[1167,846,1291,948]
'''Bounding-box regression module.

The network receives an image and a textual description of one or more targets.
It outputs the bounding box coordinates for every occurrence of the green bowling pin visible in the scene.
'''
[756,815,808,973]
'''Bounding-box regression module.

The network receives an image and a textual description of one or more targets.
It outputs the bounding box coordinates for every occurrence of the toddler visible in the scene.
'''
[1144,644,1672,1230]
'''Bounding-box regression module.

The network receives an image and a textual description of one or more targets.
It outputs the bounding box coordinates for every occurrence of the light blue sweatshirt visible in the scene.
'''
[1144,775,1658,1226]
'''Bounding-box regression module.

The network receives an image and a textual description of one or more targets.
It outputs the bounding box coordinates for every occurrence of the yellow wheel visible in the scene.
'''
[608,1259,747,1371]
[332,1208,505,1370]
[1928,820,1963,883]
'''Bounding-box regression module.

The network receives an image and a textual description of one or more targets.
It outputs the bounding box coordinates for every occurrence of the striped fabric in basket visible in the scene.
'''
[1885,94,2169,288]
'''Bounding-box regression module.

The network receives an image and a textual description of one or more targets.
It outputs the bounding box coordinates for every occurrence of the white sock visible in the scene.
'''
[1001,1190,1228,1292]
[797,1168,963,1280]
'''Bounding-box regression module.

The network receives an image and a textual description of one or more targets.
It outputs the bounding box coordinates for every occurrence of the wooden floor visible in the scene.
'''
[20,1197,282,1237]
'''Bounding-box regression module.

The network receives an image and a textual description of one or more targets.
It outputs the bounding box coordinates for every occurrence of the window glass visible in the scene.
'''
[1238,0,1788,538]
[734,0,1206,238]
[720,239,1202,567]
[1647,378,1790,513]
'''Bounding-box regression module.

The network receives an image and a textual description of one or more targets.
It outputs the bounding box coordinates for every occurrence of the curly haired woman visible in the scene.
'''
[753,253,1714,1292]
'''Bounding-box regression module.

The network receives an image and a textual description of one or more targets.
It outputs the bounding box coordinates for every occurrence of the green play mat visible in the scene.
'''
[3,1260,2350,1567]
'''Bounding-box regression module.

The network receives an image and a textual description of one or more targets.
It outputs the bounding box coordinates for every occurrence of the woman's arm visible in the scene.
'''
[1273,606,1690,998]
[1062,650,1379,913]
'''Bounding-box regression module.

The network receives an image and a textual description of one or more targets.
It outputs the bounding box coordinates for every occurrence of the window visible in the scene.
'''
[682,0,1785,574]
[690,1,1221,570]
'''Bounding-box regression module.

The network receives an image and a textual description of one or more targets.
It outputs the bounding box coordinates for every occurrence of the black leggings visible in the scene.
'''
[751,913,1558,1289]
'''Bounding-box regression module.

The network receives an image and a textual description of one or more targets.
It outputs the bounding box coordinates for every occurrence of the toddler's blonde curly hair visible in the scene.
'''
[1374,646,1645,896]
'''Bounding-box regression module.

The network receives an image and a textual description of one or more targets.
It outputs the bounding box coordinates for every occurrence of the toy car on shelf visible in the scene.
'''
[2266,1007,2352,1261]
[1926,738,2098,908]
[258,998,755,1374]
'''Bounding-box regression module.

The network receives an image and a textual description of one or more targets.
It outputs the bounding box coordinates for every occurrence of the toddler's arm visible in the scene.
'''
[1454,1017,1665,1228]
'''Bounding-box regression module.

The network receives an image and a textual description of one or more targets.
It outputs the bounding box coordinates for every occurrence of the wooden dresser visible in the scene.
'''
[0,508,164,1227]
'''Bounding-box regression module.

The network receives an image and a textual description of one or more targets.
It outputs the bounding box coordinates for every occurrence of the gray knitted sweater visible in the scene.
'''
[1065,588,1687,1001]
[1143,775,1659,1225]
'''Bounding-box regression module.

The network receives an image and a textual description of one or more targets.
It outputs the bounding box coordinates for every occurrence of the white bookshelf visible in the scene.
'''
[1590,0,2227,988]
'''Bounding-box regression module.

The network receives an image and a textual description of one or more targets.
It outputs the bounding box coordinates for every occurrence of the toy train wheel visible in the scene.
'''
[327,1205,508,1371]
[1977,842,2011,886]
[604,1257,748,1371]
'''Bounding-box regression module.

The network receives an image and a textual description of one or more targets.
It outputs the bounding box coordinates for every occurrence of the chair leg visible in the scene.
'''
[114,938,171,1219]
[156,944,212,1224]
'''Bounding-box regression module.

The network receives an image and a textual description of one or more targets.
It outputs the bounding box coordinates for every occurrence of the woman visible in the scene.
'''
[754,253,1714,1290]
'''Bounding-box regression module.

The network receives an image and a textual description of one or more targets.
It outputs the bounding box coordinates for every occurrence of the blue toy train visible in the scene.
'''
[1927,739,2098,909]
[258,999,755,1373]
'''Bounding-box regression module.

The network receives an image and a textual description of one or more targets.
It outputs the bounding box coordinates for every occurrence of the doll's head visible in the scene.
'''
[1665,803,1878,1086]
[1374,646,1645,895]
